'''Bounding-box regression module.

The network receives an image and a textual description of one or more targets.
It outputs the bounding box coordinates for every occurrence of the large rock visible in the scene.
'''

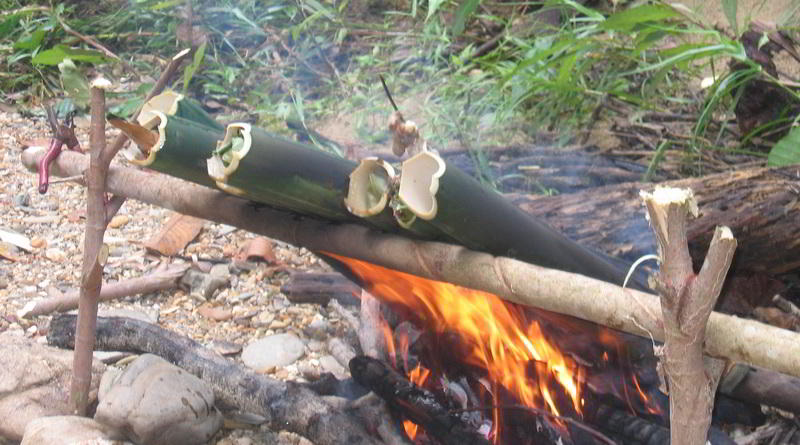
[0,332,106,442]
[20,415,128,445]
[241,333,305,371]
[95,354,221,445]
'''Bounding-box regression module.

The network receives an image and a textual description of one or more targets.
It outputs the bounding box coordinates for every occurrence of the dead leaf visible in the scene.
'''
[237,237,277,263]
[197,303,233,322]
[108,215,130,229]
[144,213,204,256]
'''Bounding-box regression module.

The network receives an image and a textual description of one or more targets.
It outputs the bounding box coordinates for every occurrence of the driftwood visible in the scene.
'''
[349,356,489,445]
[19,264,189,318]
[642,188,736,444]
[47,314,381,445]
[20,149,800,380]
[509,166,800,274]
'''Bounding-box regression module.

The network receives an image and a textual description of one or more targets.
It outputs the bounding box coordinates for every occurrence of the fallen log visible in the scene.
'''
[509,166,800,274]
[47,314,382,445]
[20,149,800,378]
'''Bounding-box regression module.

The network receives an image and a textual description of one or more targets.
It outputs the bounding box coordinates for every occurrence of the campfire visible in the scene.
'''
[331,253,664,444]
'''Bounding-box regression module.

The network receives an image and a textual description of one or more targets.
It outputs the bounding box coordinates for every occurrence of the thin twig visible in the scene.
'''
[57,16,135,74]
[379,74,400,112]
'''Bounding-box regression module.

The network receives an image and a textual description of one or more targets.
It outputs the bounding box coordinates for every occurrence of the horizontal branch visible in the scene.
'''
[20,148,800,378]
[19,264,188,318]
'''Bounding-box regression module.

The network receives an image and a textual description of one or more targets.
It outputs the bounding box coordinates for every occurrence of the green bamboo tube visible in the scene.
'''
[344,157,451,240]
[207,123,370,222]
[395,151,646,289]
[117,110,224,188]
[138,90,224,131]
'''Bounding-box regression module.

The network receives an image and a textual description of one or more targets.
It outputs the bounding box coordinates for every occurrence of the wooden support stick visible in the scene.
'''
[70,78,111,415]
[641,187,737,445]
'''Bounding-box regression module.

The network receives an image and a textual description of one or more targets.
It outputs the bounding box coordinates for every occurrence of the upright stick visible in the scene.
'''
[641,187,737,444]
[70,78,111,414]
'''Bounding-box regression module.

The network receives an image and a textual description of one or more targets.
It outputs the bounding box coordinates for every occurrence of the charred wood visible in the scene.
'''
[282,272,361,306]
[586,404,736,445]
[349,355,489,445]
[47,314,382,445]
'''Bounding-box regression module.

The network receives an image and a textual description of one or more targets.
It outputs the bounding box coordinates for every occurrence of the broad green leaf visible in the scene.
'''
[183,41,207,92]
[452,0,480,36]
[768,127,800,166]
[32,45,109,65]
[600,5,678,32]
[109,98,143,118]
[426,0,447,21]
[58,58,90,107]
[0,14,22,39]
[721,0,738,35]
[14,29,46,50]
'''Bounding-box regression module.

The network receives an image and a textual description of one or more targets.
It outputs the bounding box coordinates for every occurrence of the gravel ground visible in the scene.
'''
[0,110,355,444]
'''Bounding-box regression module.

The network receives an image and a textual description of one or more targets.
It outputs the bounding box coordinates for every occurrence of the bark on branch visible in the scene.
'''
[18,264,189,318]
[641,187,737,445]
[20,149,800,379]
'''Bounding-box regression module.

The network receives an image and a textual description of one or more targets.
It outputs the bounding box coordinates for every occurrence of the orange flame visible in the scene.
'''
[402,364,432,439]
[330,253,586,435]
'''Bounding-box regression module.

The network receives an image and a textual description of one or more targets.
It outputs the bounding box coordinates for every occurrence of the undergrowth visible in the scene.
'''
[1,0,800,173]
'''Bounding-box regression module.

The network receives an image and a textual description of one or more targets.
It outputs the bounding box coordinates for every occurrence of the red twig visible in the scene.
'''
[38,106,80,194]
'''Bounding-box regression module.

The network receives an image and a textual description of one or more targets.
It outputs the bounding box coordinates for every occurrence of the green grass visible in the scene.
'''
[2,0,800,170]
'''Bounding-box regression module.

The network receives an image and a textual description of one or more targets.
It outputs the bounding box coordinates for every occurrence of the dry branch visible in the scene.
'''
[19,149,800,379]
[642,187,736,445]
[18,264,189,318]
[48,315,381,445]
[70,79,112,415]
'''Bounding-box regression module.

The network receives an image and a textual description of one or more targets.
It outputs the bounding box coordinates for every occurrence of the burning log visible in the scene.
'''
[47,314,383,445]
[509,165,800,274]
[20,149,800,380]
[349,355,489,445]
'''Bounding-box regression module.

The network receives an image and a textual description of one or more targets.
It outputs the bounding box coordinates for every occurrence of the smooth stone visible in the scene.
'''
[318,354,347,379]
[0,333,105,442]
[20,416,127,445]
[241,333,305,371]
[95,354,222,445]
